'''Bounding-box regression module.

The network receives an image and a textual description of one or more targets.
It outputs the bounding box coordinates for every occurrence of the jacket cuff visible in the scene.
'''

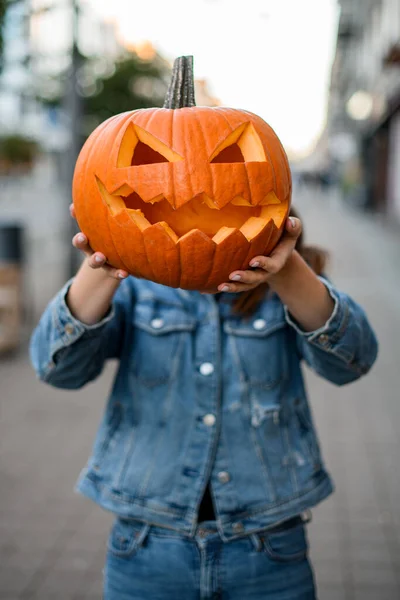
[52,279,116,347]
[284,277,350,355]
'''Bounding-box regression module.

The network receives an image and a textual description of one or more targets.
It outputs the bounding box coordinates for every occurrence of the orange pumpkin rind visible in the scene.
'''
[73,56,291,291]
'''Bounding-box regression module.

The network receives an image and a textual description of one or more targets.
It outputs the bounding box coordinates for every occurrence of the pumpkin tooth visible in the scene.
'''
[107,209,155,279]
[128,211,179,242]
[148,194,165,204]
[177,229,216,290]
[241,219,275,268]
[231,195,252,206]
[126,209,152,231]
[155,222,179,243]
[259,191,281,205]
[212,226,237,244]
[240,217,271,241]
[112,183,134,197]
[95,177,125,215]
[206,228,249,289]
[260,204,288,227]
[142,223,180,288]
[201,193,219,209]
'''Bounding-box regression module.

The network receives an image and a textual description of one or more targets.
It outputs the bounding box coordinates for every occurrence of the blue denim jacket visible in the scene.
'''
[30,277,377,541]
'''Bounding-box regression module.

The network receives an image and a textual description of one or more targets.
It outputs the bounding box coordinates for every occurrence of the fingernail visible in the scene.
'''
[220,285,230,292]
[117,272,126,279]
[77,234,85,243]
[95,255,103,263]
[289,217,296,228]
[250,261,259,268]
[230,275,241,281]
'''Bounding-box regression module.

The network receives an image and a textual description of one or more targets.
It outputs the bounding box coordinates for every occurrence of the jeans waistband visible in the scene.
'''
[118,512,309,544]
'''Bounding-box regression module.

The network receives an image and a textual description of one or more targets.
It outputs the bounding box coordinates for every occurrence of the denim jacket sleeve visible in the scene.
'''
[285,277,378,385]
[30,278,134,389]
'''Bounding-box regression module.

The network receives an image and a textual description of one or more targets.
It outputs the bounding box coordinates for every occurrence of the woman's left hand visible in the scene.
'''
[217,217,302,293]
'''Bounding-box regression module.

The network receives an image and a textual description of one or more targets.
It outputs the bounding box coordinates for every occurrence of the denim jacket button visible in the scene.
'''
[217,471,231,484]
[318,334,329,345]
[199,362,214,376]
[232,522,244,533]
[150,318,164,330]
[64,323,74,335]
[253,319,267,331]
[203,414,216,427]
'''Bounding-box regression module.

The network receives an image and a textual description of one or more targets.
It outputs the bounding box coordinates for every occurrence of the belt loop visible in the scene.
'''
[249,533,263,552]
[136,523,150,548]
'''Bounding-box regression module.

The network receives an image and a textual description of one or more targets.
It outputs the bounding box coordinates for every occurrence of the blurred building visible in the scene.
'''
[0,0,30,134]
[0,0,120,148]
[0,1,130,322]
[328,0,400,221]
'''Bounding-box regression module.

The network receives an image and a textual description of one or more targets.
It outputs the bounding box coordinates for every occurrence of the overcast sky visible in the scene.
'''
[85,0,339,157]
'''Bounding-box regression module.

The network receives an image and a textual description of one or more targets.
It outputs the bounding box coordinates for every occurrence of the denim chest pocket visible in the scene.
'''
[224,311,288,390]
[132,303,196,387]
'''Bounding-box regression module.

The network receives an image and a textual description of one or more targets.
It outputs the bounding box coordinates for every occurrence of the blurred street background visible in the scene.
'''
[0,0,400,599]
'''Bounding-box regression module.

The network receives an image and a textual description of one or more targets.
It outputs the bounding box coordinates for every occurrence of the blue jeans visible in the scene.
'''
[104,516,316,599]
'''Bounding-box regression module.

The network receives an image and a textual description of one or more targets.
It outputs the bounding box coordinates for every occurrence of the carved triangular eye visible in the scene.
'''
[211,144,245,164]
[131,142,168,165]
[210,122,266,163]
[117,123,182,167]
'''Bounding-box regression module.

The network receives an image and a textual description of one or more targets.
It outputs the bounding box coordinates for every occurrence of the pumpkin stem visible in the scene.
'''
[163,55,196,109]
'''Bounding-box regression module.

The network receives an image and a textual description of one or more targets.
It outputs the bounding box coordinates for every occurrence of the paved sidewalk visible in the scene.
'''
[1,189,399,599]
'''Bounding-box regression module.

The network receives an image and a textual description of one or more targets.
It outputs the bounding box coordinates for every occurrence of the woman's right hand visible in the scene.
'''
[70,204,128,281]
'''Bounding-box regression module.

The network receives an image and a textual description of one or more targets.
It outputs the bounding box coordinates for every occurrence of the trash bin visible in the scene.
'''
[0,224,24,354]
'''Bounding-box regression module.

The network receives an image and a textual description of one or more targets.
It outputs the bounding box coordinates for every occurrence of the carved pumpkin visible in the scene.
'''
[73,56,291,290]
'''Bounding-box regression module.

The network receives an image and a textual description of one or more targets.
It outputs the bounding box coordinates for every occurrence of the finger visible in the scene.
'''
[106,266,129,280]
[227,268,268,286]
[87,254,128,280]
[284,216,302,239]
[87,254,128,278]
[72,233,93,257]
[218,279,263,293]
[87,252,108,269]
[249,218,302,274]
[69,204,77,219]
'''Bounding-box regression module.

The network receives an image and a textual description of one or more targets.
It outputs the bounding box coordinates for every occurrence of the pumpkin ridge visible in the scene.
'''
[101,192,133,273]
[209,110,252,204]
[89,113,140,267]
[107,214,136,274]
[78,116,127,263]
[205,228,249,289]
[73,56,291,291]
[74,114,120,209]
[177,230,216,289]
[190,109,212,201]
[170,108,177,208]
[142,223,180,287]
[247,113,290,199]
[256,126,277,196]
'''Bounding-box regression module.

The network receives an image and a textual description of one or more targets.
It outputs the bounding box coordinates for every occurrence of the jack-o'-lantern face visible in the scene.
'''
[73,57,291,290]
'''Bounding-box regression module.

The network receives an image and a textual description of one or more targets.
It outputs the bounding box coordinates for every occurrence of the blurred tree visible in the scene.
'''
[82,55,169,131]
[38,52,170,139]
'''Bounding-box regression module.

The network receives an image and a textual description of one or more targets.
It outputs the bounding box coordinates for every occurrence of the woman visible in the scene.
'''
[30,206,378,599]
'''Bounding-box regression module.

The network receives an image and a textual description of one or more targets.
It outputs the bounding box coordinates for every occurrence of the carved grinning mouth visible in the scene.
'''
[96,177,286,244]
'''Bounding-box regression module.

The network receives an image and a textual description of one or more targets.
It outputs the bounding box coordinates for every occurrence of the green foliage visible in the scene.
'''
[36,52,170,139]
[0,135,39,164]
[82,55,169,131]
